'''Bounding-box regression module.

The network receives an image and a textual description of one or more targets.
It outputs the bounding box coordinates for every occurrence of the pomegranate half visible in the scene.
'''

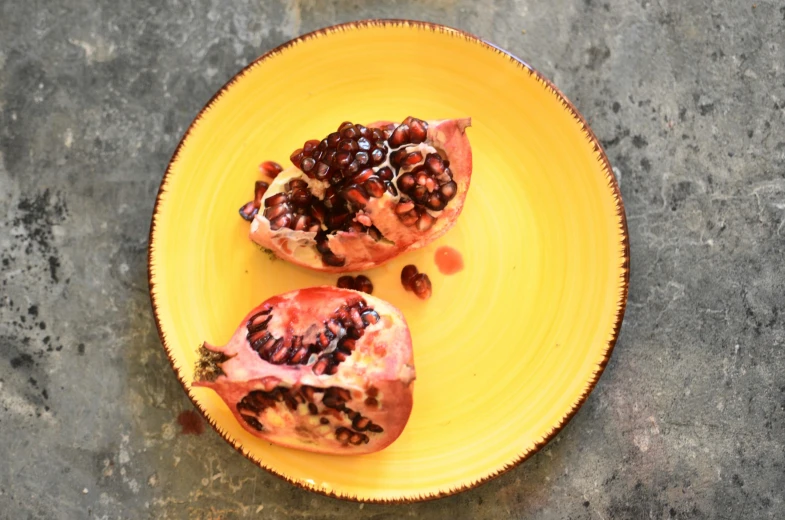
[243,117,472,272]
[193,287,415,455]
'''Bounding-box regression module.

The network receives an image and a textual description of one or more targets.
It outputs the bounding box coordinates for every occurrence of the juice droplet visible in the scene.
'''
[434,246,463,275]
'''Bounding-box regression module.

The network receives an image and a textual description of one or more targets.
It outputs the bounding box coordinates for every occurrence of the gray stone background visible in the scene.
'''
[1,0,783,518]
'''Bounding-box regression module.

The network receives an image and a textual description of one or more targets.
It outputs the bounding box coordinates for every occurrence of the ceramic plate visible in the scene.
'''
[148,20,629,502]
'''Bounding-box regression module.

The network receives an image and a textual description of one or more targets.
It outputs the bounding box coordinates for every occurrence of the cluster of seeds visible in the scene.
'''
[401,264,432,300]
[245,296,381,376]
[237,385,384,446]
[336,274,373,294]
[239,117,460,268]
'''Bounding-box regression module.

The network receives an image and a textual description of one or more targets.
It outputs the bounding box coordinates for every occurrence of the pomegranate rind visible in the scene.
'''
[194,287,415,455]
[249,118,472,272]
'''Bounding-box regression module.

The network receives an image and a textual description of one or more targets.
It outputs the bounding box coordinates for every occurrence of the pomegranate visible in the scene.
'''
[193,287,415,455]
[243,117,472,272]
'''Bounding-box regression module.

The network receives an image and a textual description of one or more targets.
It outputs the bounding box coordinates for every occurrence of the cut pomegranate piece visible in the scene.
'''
[243,117,472,272]
[193,287,415,455]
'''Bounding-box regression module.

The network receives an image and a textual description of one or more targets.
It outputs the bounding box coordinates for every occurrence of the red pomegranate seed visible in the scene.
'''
[425,177,438,193]
[342,184,369,208]
[336,151,352,167]
[270,213,292,231]
[384,181,397,196]
[303,139,320,154]
[253,181,269,208]
[411,185,428,203]
[401,265,418,290]
[264,203,290,220]
[326,132,341,147]
[426,192,445,211]
[264,192,288,207]
[377,166,393,181]
[300,156,316,172]
[357,137,371,151]
[340,124,359,140]
[440,181,458,201]
[364,177,385,198]
[314,161,331,180]
[338,139,359,153]
[293,214,311,231]
[353,168,375,184]
[290,148,304,167]
[407,118,428,144]
[239,201,258,221]
[425,153,444,174]
[337,275,355,289]
[290,188,311,207]
[403,151,423,166]
[345,160,360,175]
[356,213,373,227]
[370,148,385,165]
[389,124,410,147]
[415,212,435,232]
[411,273,432,300]
[354,275,373,294]
[355,151,370,166]
[260,161,284,178]
[288,179,308,190]
[390,149,408,168]
[397,172,416,192]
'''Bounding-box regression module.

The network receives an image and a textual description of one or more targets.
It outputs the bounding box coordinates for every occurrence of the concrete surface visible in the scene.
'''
[1,0,784,518]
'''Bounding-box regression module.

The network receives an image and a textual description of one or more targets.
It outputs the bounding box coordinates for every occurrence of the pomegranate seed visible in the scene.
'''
[371,128,384,140]
[426,192,445,211]
[310,201,326,223]
[346,221,364,233]
[395,200,415,214]
[440,180,458,201]
[390,149,408,168]
[355,151,369,166]
[264,203,290,220]
[345,160,359,175]
[253,181,269,208]
[377,166,393,181]
[264,192,288,207]
[384,181,397,196]
[314,161,330,180]
[403,151,424,166]
[412,185,428,203]
[357,125,371,137]
[318,139,328,150]
[389,124,410,147]
[416,171,430,186]
[342,184,370,208]
[290,148,304,167]
[260,161,284,178]
[322,252,346,267]
[353,168,375,184]
[303,139,320,154]
[336,151,352,167]
[354,275,373,294]
[288,179,308,190]
[300,156,316,172]
[370,148,385,165]
[337,275,355,289]
[341,124,359,140]
[408,117,428,144]
[425,177,438,193]
[338,139,359,153]
[327,211,350,229]
[323,149,337,164]
[425,153,444,174]
[412,273,432,300]
[397,172,416,192]
[415,212,435,231]
[239,201,258,221]
[401,265,418,290]
[357,137,371,151]
[364,177,386,198]
[326,131,340,146]
[293,214,311,231]
[270,213,292,231]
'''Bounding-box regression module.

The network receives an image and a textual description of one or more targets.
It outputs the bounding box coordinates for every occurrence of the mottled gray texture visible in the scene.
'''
[1,0,783,518]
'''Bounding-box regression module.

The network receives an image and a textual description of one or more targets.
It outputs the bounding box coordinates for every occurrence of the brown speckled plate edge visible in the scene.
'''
[147,19,630,504]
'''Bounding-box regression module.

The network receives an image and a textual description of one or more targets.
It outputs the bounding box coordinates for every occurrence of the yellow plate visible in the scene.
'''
[148,20,629,502]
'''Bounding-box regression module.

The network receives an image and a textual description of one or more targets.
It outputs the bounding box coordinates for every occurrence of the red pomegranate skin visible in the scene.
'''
[249,117,472,272]
[193,287,415,455]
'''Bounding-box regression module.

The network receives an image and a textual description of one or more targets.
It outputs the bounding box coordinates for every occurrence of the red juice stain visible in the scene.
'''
[177,410,204,435]
[434,246,464,275]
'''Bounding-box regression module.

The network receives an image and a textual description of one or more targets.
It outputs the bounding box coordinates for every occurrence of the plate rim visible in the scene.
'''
[147,18,630,503]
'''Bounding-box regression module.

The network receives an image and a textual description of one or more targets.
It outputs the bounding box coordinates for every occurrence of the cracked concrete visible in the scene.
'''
[1,0,784,518]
